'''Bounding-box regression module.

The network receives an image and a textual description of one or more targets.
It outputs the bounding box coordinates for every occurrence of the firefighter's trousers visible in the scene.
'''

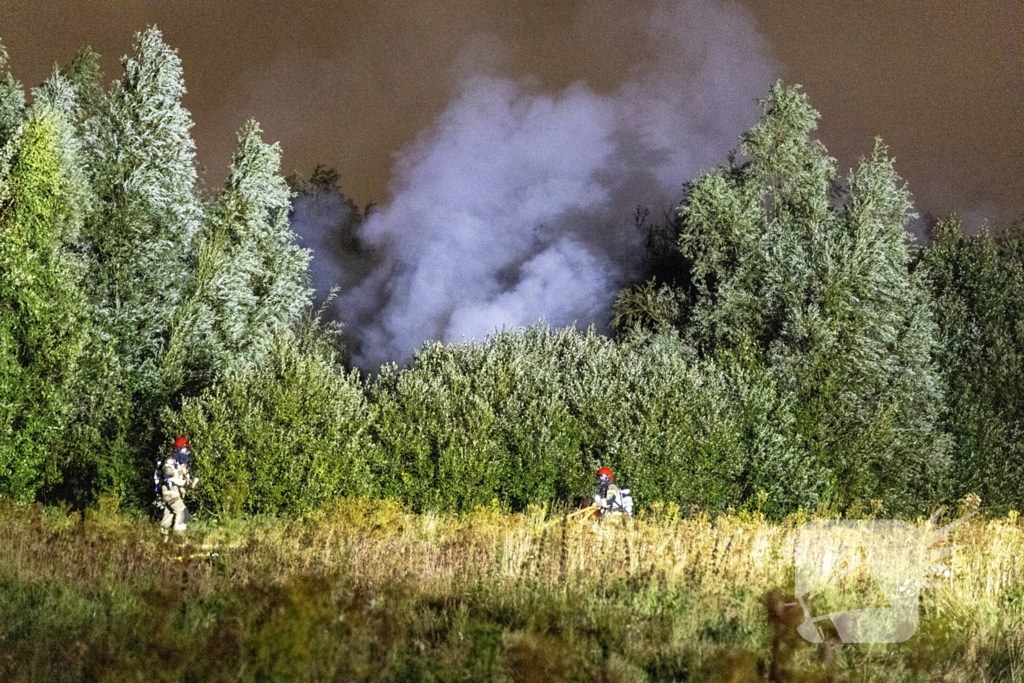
[159,489,188,534]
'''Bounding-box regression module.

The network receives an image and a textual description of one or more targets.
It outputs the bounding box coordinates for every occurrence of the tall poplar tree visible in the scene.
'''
[0,103,90,501]
[672,82,947,510]
[78,27,202,495]
[164,121,312,395]
[0,41,26,147]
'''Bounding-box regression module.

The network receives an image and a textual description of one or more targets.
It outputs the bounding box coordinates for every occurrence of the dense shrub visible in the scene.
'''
[370,325,808,516]
[171,322,378,515]
[370,327,594,512]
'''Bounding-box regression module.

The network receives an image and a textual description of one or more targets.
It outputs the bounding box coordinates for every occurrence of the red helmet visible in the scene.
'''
[597,467,613,481]
[174,437,189,449]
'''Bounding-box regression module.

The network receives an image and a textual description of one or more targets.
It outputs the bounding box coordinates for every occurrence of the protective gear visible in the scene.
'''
[158,442,197,537]
[159,492,188,536]
[593,467,632,519]
[174,437,189,449]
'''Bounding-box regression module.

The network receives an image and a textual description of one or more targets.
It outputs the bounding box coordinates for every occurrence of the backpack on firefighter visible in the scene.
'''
[153,457,165,494]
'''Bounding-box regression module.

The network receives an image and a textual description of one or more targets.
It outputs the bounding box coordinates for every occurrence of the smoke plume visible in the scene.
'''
[295,0,776,370]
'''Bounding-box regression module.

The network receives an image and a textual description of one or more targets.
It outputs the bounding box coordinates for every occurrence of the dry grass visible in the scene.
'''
[1,496,1022,681]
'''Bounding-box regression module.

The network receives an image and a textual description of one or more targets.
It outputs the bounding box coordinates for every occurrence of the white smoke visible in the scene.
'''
[331,0,776,370]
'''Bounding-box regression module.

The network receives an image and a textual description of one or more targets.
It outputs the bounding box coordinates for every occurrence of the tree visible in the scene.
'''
[0,105,90,501]
[86,26,200,375]
[164,121,313,395]
[612,206,690,334]
[286,163,377,356]
[58,47,105,147]
[75,27,203,498]
[669,82,947,510]
[0,40,26,147]
[918,217,1024,509]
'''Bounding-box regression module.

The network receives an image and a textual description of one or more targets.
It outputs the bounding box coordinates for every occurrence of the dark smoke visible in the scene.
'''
[292,0,776,371]
[290,178,378,305]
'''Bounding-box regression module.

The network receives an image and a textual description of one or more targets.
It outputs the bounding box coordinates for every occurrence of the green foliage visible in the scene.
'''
[0,41,25,147]
[165,120,313,396]
[668,82,947,512]
[72,27,203,498]
[0,29,328,509]
[612,280,684,332]
[171,320,376,515]
[918,217,1024,509]
[30,73,96,221]
[370,325,805,516]
[0,25,1017,523]
[0,109,89,501]
[58,47,105,136]
[371,327,593,511]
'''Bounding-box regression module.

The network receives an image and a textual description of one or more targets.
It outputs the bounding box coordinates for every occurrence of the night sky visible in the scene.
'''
[2,0,1020,230]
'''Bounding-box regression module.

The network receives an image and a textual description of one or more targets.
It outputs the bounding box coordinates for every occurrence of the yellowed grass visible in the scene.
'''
[7,496,1022,611]
[3,497,1023,681]
[205,499,1020,599]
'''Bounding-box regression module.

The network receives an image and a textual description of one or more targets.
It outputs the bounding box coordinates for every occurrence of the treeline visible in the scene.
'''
[1,31,1021,517]
[0,30,311,507]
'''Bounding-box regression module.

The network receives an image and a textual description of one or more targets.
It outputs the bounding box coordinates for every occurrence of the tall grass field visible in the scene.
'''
[1,496,1021,682]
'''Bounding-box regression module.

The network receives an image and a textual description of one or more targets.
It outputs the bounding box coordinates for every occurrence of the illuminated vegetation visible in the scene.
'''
[1,498,1021,681]
[1,26,1023,682]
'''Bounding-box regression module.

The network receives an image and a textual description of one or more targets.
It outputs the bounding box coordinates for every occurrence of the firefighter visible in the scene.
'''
[158,437,198,540]
[593,466,632,519]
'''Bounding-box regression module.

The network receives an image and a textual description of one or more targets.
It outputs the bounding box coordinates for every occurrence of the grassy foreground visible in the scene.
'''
[0,497,1022,682]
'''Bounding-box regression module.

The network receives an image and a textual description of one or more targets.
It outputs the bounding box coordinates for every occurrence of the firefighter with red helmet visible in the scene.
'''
[156,436,199,540]
[593,466,632,519]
